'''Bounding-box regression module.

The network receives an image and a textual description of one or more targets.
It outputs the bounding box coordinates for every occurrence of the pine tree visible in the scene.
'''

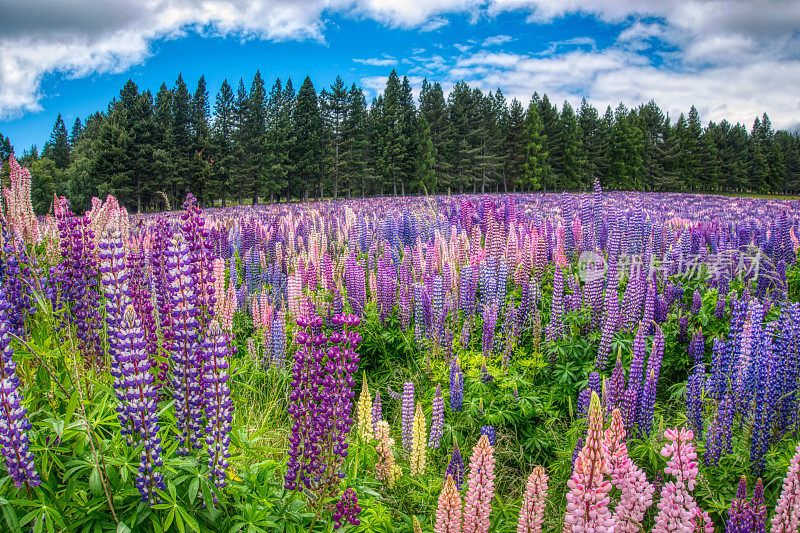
[190,76,212,204]
[523,98,549,191]
[537,94,562,190]
[321,75,348,200]
[504,98,526,192]
[244,71,267,204]
[419,79,451,192]
[70,118,83,147]
[170,74,193,201]
[0,134,12,161]
[211,79,235,205]
[293,76,322,202]
[231,78,249,203]
[342,84,368,198]
[560,101,586,190]
[579,98,603,186]
[43,113,70,169]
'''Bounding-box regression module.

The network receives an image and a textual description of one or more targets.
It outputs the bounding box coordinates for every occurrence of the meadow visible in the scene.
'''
[1,153,800,532]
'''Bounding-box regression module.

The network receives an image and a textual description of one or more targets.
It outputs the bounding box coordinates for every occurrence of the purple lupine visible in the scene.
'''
[705,393,734,466]
[686,367,704,437]
[56,204,102,366]
[150,217,174,336]
[750,323,777,475]
[202,321,233,488]
[285,315,326,491]
[691,288,702,313]
[127,245,162,384]
[449,357,463,412]
[167,236,205,455]
[445,439,465,490]
[332,488,361,530]
[319,313,362,492]
[118,307,165,504]
[678,313,689,343]
[429,383,444,449]
[0,284,41,490]
[481,301,498,357]
[689,329,705,369]
[727,475,753,533]
[637,324,664,436]
[596,278,619,369]
[402,381,415,454]
[749,478,766,533]
[605,351,626,413]
[546,266,565,341]
[270,311,286,367]
[480,426,496,446]
[1,234,36,338]
[181,193,216,328]
[344,254,366,317]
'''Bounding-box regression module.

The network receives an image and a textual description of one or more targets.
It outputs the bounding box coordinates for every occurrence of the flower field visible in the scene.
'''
[1,153,800,532]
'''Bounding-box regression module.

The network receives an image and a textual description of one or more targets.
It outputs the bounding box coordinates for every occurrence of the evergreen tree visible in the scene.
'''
[418,79,451,191]
[211,79,235,205]
[293,76,322,201]
[523,97,549,191]
[0,134,12,161]
[321,75,348,199]
[559,101,586,190]
[70,118,83,147]
[231,79,249,203]
[578,98,603,185]
[43,113,70,169]
[244,71,267,204]
[190,76,212,204]
[342,84,368,198]
[170,74,193,201]
[504,98,527,192]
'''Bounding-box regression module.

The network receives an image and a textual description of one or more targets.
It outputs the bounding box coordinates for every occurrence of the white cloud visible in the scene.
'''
[2,0,800,130]
[354,56,398,66]
[482,34,513,47]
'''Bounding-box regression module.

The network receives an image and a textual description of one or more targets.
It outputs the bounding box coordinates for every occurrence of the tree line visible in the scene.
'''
[2,69,799,214]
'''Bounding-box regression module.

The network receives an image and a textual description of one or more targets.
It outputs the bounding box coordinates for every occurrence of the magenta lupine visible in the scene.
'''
[0,284,41,490]
[463,435,496,533]
[429,383,444,449]
[517,466,548,533]
[402,381,415,454]
[180,193,216,328]
[751,478,766,533]
[202,321,233,488]
[564,392,614,532]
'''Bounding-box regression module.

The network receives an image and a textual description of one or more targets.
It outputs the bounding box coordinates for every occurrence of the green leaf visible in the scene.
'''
[188,477,199,503]
[116,523,132,533]
[89,469,102,497]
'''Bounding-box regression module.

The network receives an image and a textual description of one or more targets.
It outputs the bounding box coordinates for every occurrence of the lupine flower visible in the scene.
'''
[413,515,423,533]
[167,236,205,455]
[435,474,462,533]
[374,420,401,487]
[516,466,548,533]
[429,384,444,449]
[372,389,383,436]
[653,427,704,533]
[686,368,704,436]
[0,284,41,490]
[750,478,766,533]
[202,321,233,489]
[564,392,614,532]
[463,435,496,533]
[480,426,496,446]
[402,381,415,454]
[638,324,664,436]
[357,372,374,441]
[332,488,361,530]
[604,409,654,532]
[727,476,753,533]
[771,440,800,532]
[410,402,427,476]
[704,393,735,466]
[450,357,464,412]
[446,439,466,491]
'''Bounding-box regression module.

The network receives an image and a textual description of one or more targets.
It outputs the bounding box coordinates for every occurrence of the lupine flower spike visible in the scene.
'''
[517,466,548,533]
[411,402,427,476]
[357,372,374,441]
[435,474,462,533]
[463,434,496,533]
[771,440,800,532]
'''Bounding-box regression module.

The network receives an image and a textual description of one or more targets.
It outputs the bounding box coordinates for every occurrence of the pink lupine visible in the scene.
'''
[517,466,548,533]
[463,435,496,533]
[604,409,654,532]
[771,440,800,532]
[653,427,705,533]
[564,391,615,532]
[435,474,463,533]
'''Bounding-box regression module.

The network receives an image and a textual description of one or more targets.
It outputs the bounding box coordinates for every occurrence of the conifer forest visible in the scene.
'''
[0,68,799,533]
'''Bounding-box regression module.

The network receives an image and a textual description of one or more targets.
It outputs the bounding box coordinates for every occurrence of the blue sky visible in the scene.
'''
[1,1,799,151]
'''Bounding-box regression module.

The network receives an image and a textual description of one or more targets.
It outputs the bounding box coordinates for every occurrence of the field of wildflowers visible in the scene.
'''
[0,153,800,532]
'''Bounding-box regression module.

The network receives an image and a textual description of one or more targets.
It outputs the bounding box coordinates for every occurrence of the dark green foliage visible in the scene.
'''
[9,71,800,213]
